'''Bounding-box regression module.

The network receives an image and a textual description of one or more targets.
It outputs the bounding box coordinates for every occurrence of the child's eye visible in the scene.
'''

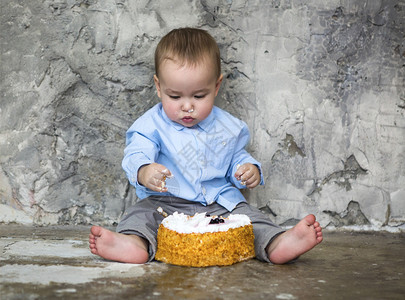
[169,95,180,99]
[194,94,206,99]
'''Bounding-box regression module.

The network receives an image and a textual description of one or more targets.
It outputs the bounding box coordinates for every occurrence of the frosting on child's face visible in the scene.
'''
[154,59,222,127]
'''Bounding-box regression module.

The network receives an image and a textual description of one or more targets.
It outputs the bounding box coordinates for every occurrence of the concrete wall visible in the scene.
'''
[1,0,404,230]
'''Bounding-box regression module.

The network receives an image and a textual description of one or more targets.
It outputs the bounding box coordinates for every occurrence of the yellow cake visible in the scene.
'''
[155,212,255,267]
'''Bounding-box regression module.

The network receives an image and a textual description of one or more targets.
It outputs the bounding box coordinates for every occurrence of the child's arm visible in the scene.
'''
[138,163,172,192]
[234,163,261,189]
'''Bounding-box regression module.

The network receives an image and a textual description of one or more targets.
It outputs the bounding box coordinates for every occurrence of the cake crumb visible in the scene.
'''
[157,207,168,217]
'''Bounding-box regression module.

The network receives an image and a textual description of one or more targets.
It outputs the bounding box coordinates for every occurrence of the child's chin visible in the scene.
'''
[180,120,197,127]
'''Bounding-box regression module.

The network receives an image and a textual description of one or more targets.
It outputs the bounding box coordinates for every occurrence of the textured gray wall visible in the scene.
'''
[1,0,404,229]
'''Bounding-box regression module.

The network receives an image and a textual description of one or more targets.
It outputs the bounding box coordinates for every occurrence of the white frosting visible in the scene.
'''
[161,212,251,234]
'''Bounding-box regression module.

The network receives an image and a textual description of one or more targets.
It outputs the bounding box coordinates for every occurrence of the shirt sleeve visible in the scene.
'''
[227,122,265,188]
[121,120,160,187]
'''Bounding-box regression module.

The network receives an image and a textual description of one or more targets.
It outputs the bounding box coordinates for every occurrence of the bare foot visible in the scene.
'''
[89,226,149,264]
[267,214,323,264]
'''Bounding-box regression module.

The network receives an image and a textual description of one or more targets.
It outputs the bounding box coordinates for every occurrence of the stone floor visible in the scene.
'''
[0,224,404,300]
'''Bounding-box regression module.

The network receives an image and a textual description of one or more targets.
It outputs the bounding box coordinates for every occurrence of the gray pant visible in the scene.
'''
[116,196,284,262]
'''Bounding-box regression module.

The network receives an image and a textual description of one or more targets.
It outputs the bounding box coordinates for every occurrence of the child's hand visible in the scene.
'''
[234,163,261,189]
[138,163,172,192]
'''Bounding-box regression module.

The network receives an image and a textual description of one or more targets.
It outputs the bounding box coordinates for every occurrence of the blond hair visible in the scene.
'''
[154,28,221,79]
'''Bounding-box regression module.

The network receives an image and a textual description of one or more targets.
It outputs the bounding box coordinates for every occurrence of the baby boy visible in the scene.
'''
[89,28,323,264]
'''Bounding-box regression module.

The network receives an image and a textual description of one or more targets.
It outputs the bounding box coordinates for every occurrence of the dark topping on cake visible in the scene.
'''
[209,217,225,224]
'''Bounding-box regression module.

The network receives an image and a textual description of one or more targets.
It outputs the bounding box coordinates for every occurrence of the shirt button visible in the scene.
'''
[222,141,227,146]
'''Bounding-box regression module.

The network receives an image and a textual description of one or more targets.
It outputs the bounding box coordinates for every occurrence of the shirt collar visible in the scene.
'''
[159,103,215,132]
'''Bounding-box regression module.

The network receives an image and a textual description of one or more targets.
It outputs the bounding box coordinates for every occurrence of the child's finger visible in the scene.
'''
[149,179,167,193]
[246,176,260,189]
[239,167,253,182]
[161,168,172,177]
[234,164,247,180]
[149,176,165,192]
[152,165,172,192]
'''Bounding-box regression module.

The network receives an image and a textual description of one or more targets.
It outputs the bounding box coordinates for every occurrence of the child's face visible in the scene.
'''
[154,58,223,128]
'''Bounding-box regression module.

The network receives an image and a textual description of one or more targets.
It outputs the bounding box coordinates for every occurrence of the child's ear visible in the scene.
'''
[215,74,223,96]
[154,75,161,98]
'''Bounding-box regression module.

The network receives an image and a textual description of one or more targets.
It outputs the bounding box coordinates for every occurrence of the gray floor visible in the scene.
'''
[0,224,404,299]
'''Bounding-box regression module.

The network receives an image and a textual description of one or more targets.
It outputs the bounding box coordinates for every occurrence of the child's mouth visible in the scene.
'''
[182,116,194,124]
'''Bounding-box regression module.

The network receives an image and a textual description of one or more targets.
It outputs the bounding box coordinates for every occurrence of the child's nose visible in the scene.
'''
[182,101,193,112]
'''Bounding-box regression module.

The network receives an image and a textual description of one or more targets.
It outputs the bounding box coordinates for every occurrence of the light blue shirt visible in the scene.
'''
[122,103,264,211]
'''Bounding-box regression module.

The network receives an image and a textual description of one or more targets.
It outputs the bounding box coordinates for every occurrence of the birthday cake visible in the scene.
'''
[155,212,255,267]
